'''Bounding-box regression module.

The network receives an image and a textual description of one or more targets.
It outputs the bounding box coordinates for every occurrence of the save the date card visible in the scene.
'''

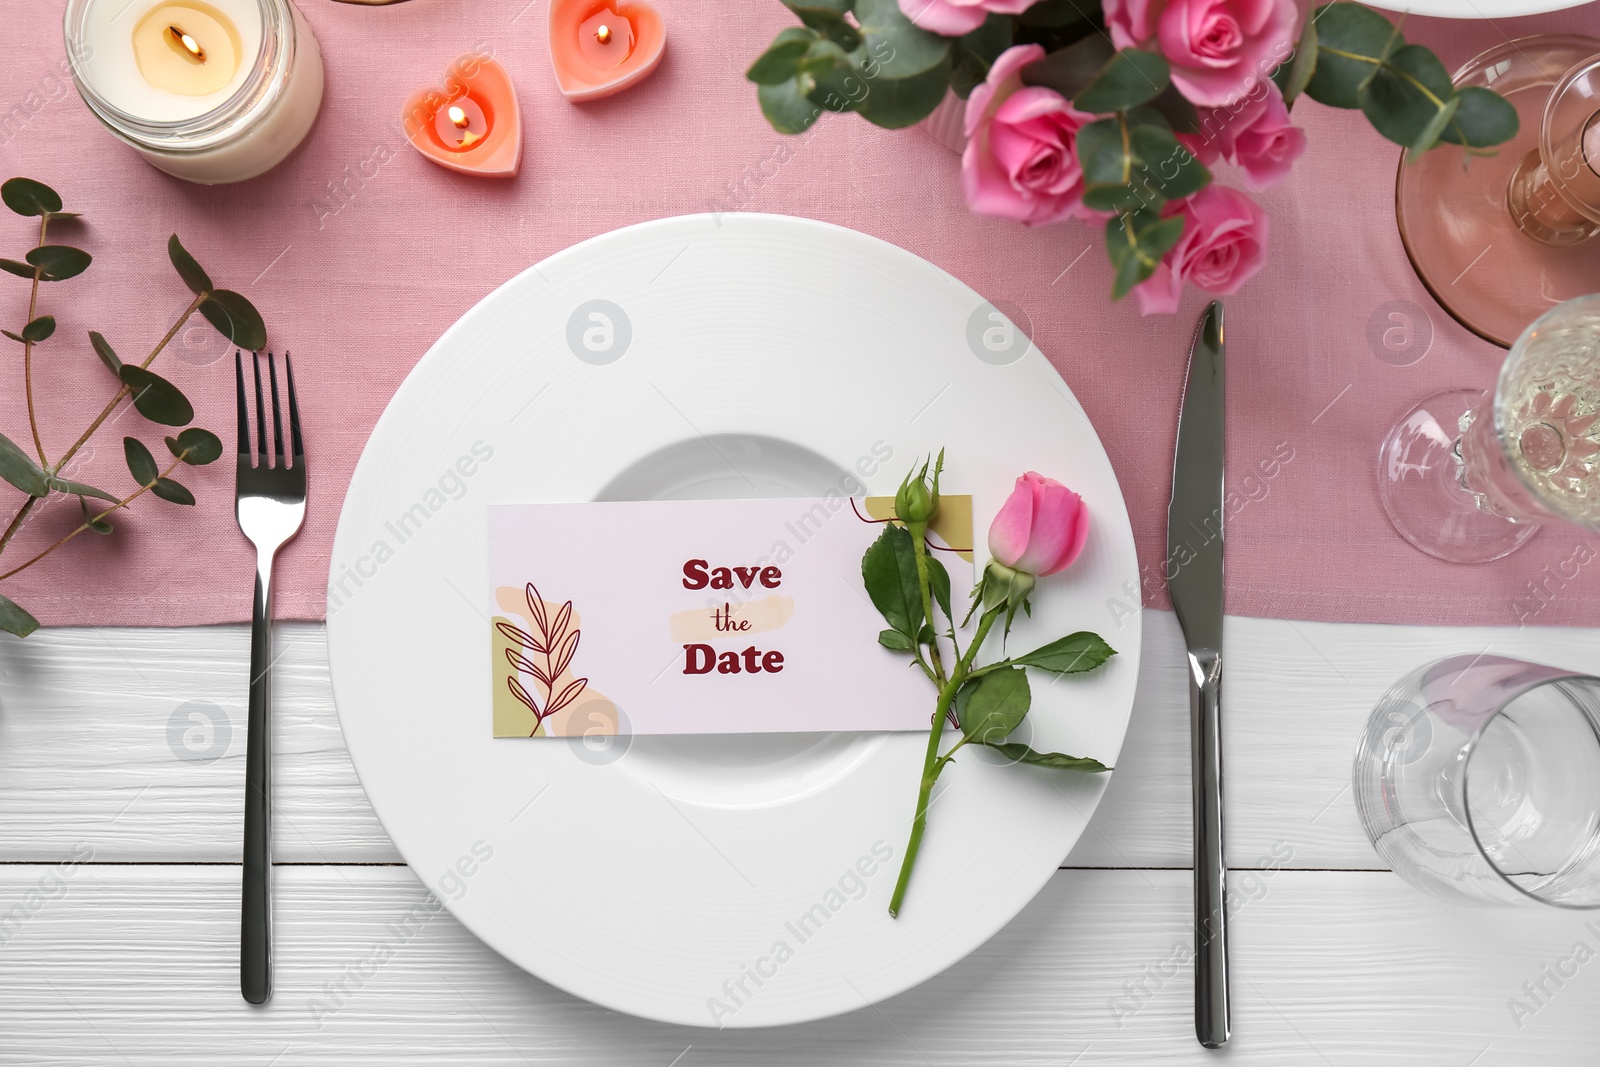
[488,496,973,737]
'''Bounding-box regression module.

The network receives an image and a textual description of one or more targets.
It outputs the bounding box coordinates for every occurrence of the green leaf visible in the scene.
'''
[167,235,213,295]
[0,593,40,638]
[1020,34,1115,100]
[118,365,194,426]
[0,259,35,280]
[20,315,54,343]
[0,433,48,496]
[151,477,195,506]
[1439,85,1519,149]
[861,523,923,640]
[1146,84,1200,133]
[1406,93,1459,162]
[956,667,1032,744]
[49,476,117,502]
[849,0,954,128]
[1073,49,1169,114]
[758,78,824,134]
[1272,14,1318,106]
[854,60,952,127]
[984,742,1110,772]
[198,290,267,351]
[89,331,122,373]
[80,497,113,535]
[124,437,159,486]
[802,38,865,114]
[782,0,851,18]
[950,14,1014,99]
[0,330,22,343]
[1014,631,1117,673]
[926,552,952,624]
[1360,43,1456,151]
[26,245,92,281]
[878,628,915,651]
[1105,208,1186,300]
[1303,2,1400,110]
[748,27,819,85]
[165,427,223,465]
[1079,110,1209,213]
[1,178,62,218]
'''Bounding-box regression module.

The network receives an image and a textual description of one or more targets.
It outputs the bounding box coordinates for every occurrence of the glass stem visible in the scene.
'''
[1506,148,1600,247]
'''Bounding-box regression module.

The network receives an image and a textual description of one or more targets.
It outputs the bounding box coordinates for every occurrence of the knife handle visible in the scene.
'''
[1190,651,1229,1049]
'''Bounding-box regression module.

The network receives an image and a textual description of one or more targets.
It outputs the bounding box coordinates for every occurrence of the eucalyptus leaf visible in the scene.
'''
[21,315,54,342]
[198,290,267,351]
[89,331,122,372]
[1105,208,1186,300]
[165,427,223,465]
[854,59,952,128]
[1014,631,1117,673]
[782,0,851,18]
[956,667,1031,744]
[1,330,21,343]
[950,14,1014,99]
[1080,111,1209,213]
[1146,84,1201,134]
[0,593,40,638]
[758,77,824,134]
[26,245,92,281]
[1272,14,1318,106]
[878,628,915,651]
[1302,2,1400,110]
[1360,43,1455,150]
[0,260,35,280]
[861,523,924,641]
[983,742,1110,772]
[1407,93,1459,161]
[1073,48,1169,114]
[50,476,117,502]
[1019,34,1115,100]
[802,38,865,114]
[1,178,62,218]
[123,436,159,486]
[748,27,819,85]
[118,365,194,426]
[0,433,48,496]
[167,235,213,295]
[854,0,952,80]
[80,497,114,535]
[151,477,195,506]
[1440,85,1519,149]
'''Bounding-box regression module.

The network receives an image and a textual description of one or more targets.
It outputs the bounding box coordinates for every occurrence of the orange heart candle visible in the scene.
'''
[548,0,665,102]
[401,53,521,178]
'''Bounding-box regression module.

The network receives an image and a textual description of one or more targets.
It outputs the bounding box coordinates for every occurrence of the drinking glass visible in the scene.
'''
[1353,655,1600,908]
[1379,292,1600,562]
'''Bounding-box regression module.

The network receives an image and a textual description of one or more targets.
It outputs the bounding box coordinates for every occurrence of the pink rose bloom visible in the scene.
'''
[1131,184,1269,315]
[898,0,1035,36]
[1193,80,1305,186]
[1104,0,1298,107]
[962,45,1100,227]
[989,472,1090,576]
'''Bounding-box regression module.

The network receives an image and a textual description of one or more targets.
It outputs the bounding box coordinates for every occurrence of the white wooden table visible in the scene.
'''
[1,610,1596,1064]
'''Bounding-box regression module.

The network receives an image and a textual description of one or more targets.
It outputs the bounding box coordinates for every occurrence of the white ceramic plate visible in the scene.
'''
[1363,0,1589,16]
[326,214,1142,1027]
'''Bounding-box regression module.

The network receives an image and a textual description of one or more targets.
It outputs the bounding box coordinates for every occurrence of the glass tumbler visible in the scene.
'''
[1353,655,1600,908]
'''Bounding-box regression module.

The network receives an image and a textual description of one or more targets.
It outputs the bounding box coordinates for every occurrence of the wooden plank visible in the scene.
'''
[1,617,1597,868]
[0,864,1594,1063]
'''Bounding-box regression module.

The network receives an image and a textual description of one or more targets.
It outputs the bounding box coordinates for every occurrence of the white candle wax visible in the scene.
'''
[65,0,324,185]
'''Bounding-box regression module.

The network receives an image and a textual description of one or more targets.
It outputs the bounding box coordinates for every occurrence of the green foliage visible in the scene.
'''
[26,245,91,281]
[21,316,54,342]
[89,331,122,373]
[123,437,159,486]
[0,434,48,497]
[862,523,926,644]
[1,178,62,218]
[0,593,39,637]
[200,290,268,350]
[167,235,214,294]
[119,365,195,427]
[166,428,224,466]
[956,667,1031,743]
[1014,631,1118,673]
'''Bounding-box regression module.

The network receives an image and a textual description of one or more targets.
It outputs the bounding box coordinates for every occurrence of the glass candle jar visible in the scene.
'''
[63,0,324,185]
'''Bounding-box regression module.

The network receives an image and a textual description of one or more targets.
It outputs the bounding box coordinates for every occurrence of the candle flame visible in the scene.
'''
[448,105,470,129]
[167,25,205,63]
[595,24,612,44]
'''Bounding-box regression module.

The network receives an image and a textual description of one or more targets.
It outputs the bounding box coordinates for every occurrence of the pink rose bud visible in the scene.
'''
[987,472,1090,577]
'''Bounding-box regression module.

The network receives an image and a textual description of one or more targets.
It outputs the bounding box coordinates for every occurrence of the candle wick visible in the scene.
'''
[595,24,612,44]
[168,25,206,63]
[447,105,471,129]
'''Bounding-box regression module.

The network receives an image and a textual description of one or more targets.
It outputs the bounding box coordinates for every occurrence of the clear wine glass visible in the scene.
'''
[1353,655,1600,908]
[1379,292,1600,562]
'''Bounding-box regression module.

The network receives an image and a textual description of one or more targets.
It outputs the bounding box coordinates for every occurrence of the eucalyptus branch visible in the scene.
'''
[23,213,47,466]
[0,496,36,556]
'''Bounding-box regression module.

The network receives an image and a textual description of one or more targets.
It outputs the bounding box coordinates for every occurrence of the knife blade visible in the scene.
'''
[1167,300,1228,1049]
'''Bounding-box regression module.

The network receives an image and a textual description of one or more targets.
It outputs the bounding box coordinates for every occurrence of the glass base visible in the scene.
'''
[1379,390,1542,563]
[1395,35,1600,349]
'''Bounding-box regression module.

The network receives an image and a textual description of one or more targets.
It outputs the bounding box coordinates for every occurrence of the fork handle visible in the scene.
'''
[241,551,275,1005]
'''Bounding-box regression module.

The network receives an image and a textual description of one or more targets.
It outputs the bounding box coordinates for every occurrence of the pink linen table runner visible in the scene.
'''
[1,0,1597,629]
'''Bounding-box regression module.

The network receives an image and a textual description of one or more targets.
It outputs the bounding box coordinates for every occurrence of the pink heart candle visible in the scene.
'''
[400,53,522,178]
[548,0,665,102]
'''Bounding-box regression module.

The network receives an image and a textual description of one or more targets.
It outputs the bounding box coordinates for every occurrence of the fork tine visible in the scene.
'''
[252,353,266,466]
[268,352,285,468]
[235,351,250,457]
[285,352,304,460]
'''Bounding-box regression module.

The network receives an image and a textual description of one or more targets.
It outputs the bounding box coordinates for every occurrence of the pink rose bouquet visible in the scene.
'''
[748,0,1517,312]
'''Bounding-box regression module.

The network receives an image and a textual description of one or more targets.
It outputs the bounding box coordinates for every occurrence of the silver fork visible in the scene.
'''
[235,351,306,1006]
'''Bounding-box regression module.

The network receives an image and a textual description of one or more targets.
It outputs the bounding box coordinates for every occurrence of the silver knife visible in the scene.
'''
[1168,300,1229,1049]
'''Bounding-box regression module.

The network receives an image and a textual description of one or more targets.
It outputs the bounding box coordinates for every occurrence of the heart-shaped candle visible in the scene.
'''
[401,53,522,178]
[548,0,665,102]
